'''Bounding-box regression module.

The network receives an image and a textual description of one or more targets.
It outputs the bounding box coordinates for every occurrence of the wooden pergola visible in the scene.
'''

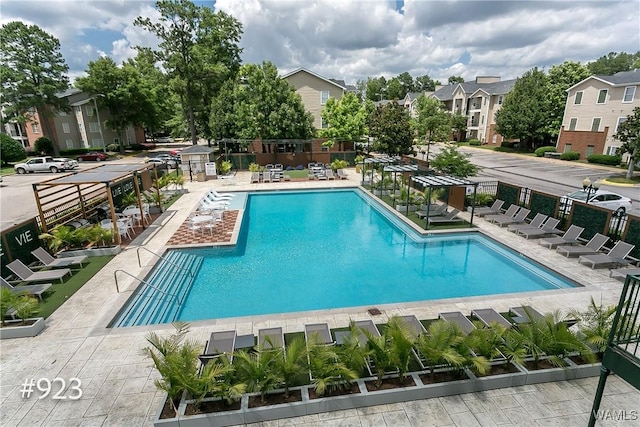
[33,163,161,244]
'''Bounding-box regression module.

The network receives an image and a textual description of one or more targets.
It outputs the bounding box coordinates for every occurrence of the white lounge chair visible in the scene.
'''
[578,241,635,269]
[7,259,71,284]
[31,247,87,268]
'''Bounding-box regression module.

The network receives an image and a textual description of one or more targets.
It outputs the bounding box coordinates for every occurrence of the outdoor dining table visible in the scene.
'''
[189,215,215,225]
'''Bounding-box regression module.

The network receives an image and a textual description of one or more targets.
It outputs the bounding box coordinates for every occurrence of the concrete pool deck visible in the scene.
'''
[1,170,638,426]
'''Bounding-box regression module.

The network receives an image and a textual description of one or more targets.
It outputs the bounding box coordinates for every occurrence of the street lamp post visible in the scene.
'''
[582,177,601,203]
[93,95,106,153]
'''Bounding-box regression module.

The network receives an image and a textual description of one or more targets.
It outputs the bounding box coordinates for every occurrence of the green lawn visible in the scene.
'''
[20,255,115,319]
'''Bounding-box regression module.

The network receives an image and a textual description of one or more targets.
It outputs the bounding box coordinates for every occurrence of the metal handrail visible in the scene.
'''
[136,246,194,278]
[113,269,177,300]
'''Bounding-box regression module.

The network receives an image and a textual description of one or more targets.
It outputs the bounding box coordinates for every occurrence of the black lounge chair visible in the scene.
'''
[471,308,512,329]
[509,306,543,324]
[258,327,284,350]
[199,330,236,364]
[439,311,475,334]
[304,323,334,346]
[1,277,52,301]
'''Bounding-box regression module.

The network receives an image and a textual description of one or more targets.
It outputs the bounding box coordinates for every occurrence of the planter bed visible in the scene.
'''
[0,317,45,339]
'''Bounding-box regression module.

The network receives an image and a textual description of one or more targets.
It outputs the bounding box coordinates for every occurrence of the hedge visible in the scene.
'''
[560,151,580,161]
[534,146,557,157]
[587,154,621,166]
[468,139,481,146]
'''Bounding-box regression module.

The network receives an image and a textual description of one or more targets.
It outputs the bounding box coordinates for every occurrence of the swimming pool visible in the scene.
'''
[112,189,577,326]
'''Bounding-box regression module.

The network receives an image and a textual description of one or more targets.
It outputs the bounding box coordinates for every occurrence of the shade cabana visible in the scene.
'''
[411,175,479,229]
[361,156,399,185]
[33,163,161,244]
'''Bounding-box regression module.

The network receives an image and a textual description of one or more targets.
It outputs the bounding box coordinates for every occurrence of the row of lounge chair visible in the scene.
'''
[5,247,88,286]
[482,200,638,272]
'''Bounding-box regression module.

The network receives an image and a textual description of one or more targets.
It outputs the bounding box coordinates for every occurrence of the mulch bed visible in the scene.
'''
[248,390,302,408]
[477,363,521,376]
[159,397,178,419]
[419,370,469,384]
[184,399,241,415]
[569,354,601,365]
[522,359,566,370]
[308,383,361,399]
[365,376,416,392]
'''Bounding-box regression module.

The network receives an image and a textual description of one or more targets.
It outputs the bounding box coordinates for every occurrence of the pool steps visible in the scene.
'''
[112,251,203,327]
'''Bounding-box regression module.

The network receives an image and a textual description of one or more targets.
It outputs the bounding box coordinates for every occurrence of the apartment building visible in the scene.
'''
[557,70,640,158]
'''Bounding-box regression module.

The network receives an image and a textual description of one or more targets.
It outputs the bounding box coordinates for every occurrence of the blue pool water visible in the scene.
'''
[112,189,576,326]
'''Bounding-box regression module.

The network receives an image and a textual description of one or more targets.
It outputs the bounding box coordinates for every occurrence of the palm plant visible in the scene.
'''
[0,288,18,326]
[308,342,357,396]
[385,317,416,384]
[363,330,396,389]
[198,357,246,407]
[453,330,490,376]
[13,295,39,325]
[276,336,308,398]
[572,297,617,354]
[499,328,527,369]
[39,226,76,252]
[234,348,283,402]
[415,320,466,379]
[334,323,369,376]
[142,322,199,414]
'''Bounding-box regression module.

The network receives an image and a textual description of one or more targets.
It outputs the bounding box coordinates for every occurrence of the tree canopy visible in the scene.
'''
[362,73,440,101]
[494,67,552,149]
[0,134,26,165]
[614,106,640,179]
[448,76,465,85]
[369,102,413,156]
[587,51,640,75]
[545,61,591,137]
[0,21,70,156]
[412,96,451,144]
[429,145,479,178]
[319,92,370,149]
[135,0,243,144]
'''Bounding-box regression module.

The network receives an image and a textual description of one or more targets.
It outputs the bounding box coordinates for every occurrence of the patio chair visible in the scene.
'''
[206,189,234,199]
[7,259,71,284]
[353,320,382,345]
[539,225,584,248]
[610,267,640,280]
[517,218,562,239]
[578,241,635,269]
[304,323,334,346]
[415,204,447,219]
[251,172,260,183]
[485,204,519,223]
[336,169,348,179]
[507,213,547,233]
[509,306,544,324]
[439,311,476,335]
[199,330,237,365]
[31,247,87,268]
[471,308,512,329]
[473,199,504,217]
[492,208,531,227]
[428,209,462,225]
[258,327,284,350]
[1,277,52,301]
[556,233,609,258]
[325,169,336,180]
[262,171,272,183]
[397,315,427,340]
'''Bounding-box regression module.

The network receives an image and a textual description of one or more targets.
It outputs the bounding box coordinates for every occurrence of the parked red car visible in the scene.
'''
[77,151,108,162]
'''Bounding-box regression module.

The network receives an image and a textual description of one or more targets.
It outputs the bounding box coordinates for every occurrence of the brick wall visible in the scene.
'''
[557,126,608,158]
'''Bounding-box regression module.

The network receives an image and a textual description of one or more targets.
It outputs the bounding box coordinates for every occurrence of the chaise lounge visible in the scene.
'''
[258,327,284,350]
[7,259,71,284]
[556,233,609,258]
[439,311,476,334]
[471,308,512,329]
[473,199,504,217]
[1,277,52,301]
[304,323,334,346]
[509,306,544,324]
[507,213,547,233]
[517,218,562,239]
[578,241,635,269]
[31,247,87,269]
[538,224,584,248]
[428,209,462,225]
[199,330,237,364]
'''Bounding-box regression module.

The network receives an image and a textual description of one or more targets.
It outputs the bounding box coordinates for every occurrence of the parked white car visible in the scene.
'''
[54,158,78,169]
[14,157,71,174]
[560,189,633,212]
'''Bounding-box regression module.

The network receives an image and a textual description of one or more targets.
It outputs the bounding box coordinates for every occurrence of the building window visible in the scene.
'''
[591,118,601,132]
[62,123,71,133]
[91,139,103,147]
[65,139,73,149]
[623,86,636,103]
[484,97,487,106]
[564,144,572,153]
[586,145,595,157]
[31,123,39,134]
[568,118,577,130]
[89,122,100,133]
[481,115,484,124]
[498,95,503,105]
[113,138,119,145]
[607,146,619,156]
[85,105,94,116]
[615,117,627,133]
[597,89,607,104]
[320,91,329,105]
[574,91,583,104]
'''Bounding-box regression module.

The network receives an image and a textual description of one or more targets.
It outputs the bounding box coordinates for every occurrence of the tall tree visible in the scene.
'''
[415,74,437,92]
[396,72,415,96]
[587,51,640,75]
[135,0,243,145]
[412,96,451,144]
[450,113,468,142]
[365,76,386,101]
[430,145,479,178]
[0,133,27,165]
[369,102,413,155]
[494,67,551,149]
[319,92,369,150]
[448,75,465,85]
[386,77,404,100]
[0,21,70,156]
[76,57,155,152]
[614,107,640,179]
[210,62,313,142]
[546,61,590,138]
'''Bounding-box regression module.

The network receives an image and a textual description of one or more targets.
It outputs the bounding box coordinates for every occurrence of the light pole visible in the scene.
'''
[93,95,106,153]
[582,177,601,203]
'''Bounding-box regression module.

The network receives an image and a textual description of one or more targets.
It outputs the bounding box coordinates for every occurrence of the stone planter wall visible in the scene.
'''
[59,246,121,258]
[154,360,600,427]
[0,317,45,339]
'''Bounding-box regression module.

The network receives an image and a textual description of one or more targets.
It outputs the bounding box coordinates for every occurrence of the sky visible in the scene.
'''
[1,0,639,86]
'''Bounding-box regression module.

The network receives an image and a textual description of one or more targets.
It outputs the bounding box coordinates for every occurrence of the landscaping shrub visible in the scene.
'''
[534,146,557,157]
[34,137,54,155]
[0,134,26,165]
[60,148,91,156]
[468,139,481,146]
[126,143,147,151]
[560,151,580,161]
[587,154,621,166]
[106,144,119,152]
